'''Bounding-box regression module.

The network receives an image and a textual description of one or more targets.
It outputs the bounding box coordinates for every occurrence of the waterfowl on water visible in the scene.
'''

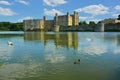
[86,38,93,42]
[74,59,80,64]
[7,41,13,45]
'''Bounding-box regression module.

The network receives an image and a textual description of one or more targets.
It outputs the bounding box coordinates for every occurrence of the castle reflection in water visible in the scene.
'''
[24,32,78,50]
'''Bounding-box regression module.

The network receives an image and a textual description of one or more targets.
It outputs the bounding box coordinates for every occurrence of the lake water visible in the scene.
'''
[0,31,120,80]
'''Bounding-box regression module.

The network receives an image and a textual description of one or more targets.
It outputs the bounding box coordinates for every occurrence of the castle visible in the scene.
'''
[23,11,79,31]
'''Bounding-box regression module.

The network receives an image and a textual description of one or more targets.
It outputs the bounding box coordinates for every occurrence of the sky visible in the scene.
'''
[0,0,120,23]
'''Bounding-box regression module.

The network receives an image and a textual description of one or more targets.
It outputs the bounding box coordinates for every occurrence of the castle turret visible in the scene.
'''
[73,11,79,26]
[43,16,46,21]
[43,16,46,29]
[67,12,70,16]
[54,13,58,26]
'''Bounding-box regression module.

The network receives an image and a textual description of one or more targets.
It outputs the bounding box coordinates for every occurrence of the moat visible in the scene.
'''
[0,31,120,80]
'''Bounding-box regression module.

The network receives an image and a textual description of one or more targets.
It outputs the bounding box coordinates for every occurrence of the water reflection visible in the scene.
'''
[0,32,120,80]
[24,32,120,55]
[82,45,107,55]
[45,53,66,63]
[0,63,43,80]
[103,33,120,54]
[24,32,78,50]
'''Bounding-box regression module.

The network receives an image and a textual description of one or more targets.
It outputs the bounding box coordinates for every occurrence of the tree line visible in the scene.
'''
[79,21,96,27]
[0,22,23,31]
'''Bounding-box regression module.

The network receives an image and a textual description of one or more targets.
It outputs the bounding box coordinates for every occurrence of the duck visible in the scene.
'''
[74,59,80,64]
[7,41,13,45]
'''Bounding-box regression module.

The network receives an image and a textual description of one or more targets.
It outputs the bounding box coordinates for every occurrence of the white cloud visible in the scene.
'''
[79,16,102,23]
[75,4,109,16]
[0,63,42,79]
[43,0,67,7]
[112,13,119,17]
[114,47,120,54]
[87,19,102,23]
[0,7,16,16]
[0,0,11,5]
[115,5,120,10]
[44,8,64,16]
[45,54,66,63]
[18,16,33,22]
[82,45,107,55]
[79,16,87,21]
[15,0,29,5]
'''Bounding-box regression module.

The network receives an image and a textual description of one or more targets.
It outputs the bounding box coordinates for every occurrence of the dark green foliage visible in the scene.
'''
[89,21,96,27]
[79,21,88,27]
[79,21,96,27]
[0,22,23,31]
[118,15,120,20]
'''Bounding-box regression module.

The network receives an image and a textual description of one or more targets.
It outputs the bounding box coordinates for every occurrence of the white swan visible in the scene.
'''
[86,38,93,42]
[8,41,13,45]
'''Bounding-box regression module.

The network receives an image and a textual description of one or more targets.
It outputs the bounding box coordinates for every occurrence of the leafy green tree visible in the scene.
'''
[89,21,96,27]
[118,15,120,20]
[79,21,88,26]
[0,22,23,31]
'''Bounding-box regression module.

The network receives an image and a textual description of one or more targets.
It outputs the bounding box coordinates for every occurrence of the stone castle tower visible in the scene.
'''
[73,11,79,26]
[54,13,58,26]
[54,11,79,27]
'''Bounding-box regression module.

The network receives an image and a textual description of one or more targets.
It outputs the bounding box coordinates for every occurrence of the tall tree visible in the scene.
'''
[118,15,120,20]
[79,21,87,26]
[89,21,96,27]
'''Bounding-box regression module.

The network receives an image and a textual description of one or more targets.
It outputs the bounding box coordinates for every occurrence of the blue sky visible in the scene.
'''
[0,0,120,23]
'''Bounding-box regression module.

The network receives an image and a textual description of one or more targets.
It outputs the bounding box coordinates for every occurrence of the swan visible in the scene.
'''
[7,41,13,45]
[86,38,93,42]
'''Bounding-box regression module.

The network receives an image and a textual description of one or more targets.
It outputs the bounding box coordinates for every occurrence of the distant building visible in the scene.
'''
[102,18,120,24]
[23,11,79,31]
[95,18,120,32]
[115,19,120,23]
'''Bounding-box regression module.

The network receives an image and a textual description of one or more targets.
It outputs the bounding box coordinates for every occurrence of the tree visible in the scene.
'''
[118,15,120,20]
[0,22,23,31]
[89,21,96,27]
[79,21,87,26]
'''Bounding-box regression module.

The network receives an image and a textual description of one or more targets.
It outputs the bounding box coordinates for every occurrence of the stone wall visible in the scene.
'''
[45,20,54,31]
[104,24,120,31]
[60,24,120,32]
[58,16,69,26]
[60,26,94,31]
[23,19,44,31]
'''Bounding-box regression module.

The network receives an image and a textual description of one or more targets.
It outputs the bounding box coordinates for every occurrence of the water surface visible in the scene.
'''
[0,31,120,80]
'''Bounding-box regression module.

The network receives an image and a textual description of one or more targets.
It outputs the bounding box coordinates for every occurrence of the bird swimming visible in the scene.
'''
[86,38,93,42]
[7,41,13,45]
[74,59,80,64]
